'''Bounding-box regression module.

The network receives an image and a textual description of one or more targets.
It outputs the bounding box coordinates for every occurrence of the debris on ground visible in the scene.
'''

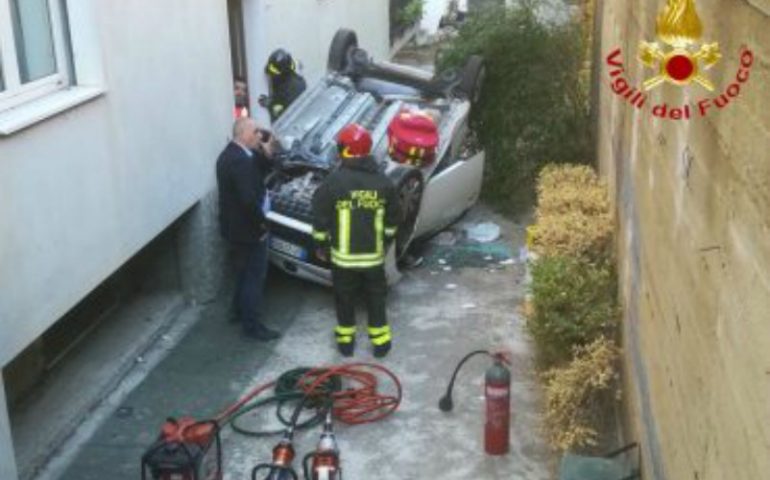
[446,283,458,290]
[465,222,502,243]
[425,241,512,269]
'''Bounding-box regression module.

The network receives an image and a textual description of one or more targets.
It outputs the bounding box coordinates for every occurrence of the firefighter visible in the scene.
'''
[258,49,307,122]
[311,124,402,358]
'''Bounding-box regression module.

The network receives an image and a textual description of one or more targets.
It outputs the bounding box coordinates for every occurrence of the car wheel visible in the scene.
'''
[458,55,486,105]
[328,29,358,73]
[393,168,424,258]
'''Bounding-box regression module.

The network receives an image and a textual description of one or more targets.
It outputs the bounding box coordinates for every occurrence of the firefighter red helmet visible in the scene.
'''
[337,123,372,159]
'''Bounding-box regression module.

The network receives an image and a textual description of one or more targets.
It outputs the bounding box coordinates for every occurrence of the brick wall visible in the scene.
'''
[594,1,770,478]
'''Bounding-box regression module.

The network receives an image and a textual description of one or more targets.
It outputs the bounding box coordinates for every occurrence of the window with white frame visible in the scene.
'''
[0,0,71,112]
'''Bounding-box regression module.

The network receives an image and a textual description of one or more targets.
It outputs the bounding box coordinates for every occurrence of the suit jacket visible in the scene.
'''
[216,142,269,244]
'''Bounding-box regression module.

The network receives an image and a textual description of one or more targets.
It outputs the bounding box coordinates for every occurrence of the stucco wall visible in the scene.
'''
[242,0,390,125]
[0,0,233,368]
[595,0,770,478]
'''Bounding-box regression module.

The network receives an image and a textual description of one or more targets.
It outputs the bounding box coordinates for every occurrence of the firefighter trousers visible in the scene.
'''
[331,265,391,347]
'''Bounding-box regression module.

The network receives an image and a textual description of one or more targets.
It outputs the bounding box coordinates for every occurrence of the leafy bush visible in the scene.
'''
[537,164,609,217]
[537,181,610,218]
[528,255,617,366]
[537,164,602,197]
[532,164,612,259]
[542,336,620,451]
[532,211,613,261]
[396,0,425,27]
[437,2,591,212]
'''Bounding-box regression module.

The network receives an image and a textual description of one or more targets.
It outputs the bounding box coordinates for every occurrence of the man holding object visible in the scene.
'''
[216,118,280,341]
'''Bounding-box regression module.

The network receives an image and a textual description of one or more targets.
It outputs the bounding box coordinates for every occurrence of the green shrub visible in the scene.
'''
[437,2,591,212]
[528,255,617,367]
[542,336,620,451]
[396,0,425,27]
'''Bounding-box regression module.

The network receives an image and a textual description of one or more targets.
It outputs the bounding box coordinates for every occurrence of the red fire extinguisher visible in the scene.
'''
[438,350,511,455]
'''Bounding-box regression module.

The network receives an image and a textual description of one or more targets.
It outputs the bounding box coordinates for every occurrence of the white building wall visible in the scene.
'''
[0,2,391,476]
[243,0,390,125]
[0,0,233,369]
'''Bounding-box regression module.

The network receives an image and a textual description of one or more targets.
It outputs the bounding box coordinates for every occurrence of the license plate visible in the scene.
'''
[270,237,307,260]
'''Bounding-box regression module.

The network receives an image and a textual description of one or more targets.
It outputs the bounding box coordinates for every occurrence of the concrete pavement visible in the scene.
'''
[55,205,553,479]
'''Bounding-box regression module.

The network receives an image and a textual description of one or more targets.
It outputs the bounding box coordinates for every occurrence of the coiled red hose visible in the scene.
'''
[297,362,402,425]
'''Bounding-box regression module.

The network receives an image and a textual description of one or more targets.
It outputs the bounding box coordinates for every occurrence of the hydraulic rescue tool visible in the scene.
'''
[251,429,300,480]
[141,417,222,480]
[302,410,341,480]
[439,350,512,455]
[141,377,277,480]
[251,389,310,480]
[143,363,401,479]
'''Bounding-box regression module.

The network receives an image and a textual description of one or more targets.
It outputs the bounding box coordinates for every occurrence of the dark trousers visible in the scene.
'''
[331,266,388,332]
[231,238,268,331]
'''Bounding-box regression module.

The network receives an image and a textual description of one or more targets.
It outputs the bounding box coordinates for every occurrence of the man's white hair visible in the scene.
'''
[233,117,256,141]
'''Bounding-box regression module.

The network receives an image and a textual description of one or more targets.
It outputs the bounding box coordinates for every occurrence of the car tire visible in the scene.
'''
[392,168,424,258]
[328,29,358,73]
[458,55,486,105]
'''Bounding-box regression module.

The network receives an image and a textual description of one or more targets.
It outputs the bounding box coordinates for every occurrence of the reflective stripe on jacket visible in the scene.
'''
[311,156,401,269]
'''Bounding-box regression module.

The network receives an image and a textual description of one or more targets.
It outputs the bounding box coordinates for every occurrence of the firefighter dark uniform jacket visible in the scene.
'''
[311,156,401,269]
[268,73,306,121]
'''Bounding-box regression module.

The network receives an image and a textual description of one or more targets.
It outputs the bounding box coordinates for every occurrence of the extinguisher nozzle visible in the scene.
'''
[439,350,490,413]
[438,395,454,412]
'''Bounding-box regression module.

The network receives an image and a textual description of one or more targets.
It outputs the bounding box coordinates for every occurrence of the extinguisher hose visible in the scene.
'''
[438,350,492,412]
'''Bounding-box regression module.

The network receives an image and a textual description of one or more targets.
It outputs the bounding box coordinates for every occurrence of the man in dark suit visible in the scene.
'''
[216,117,280,341]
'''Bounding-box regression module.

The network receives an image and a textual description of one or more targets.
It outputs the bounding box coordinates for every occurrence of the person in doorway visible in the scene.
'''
[311,124,401,358]
[258,49,307,122]
[234,76,250,118]
[216,117,280,341]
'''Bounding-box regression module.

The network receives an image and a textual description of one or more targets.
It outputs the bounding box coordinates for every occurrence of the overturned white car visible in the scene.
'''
[266,29,485,285]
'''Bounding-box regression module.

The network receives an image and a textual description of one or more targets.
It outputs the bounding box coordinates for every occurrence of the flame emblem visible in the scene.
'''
[639,0,720,91]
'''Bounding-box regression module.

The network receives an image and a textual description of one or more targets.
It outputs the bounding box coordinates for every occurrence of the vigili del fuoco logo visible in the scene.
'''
[606,0,754,120]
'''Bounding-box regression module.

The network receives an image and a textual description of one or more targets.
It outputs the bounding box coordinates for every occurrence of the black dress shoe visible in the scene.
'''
[243,323,281,341]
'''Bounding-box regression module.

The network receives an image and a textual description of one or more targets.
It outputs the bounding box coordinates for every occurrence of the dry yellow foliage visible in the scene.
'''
[542,336,620,451]
[537,164,609,217]
[537,181,610,218]
[532,211,613,259]
[532,164,613,259]
[537,164,600,193]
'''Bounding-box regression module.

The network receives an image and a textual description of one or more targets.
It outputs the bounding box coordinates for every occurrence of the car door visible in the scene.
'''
[414,149,485,238]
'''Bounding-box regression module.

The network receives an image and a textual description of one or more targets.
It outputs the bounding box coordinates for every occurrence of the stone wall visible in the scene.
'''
[594,1,770,478]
